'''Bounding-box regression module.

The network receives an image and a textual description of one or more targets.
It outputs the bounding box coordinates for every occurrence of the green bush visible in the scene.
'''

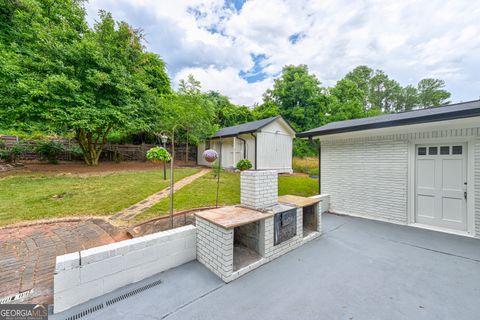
[0,141,29,163]
[236,159,252,171]
[308,167,319,177]
[35,140,65,164]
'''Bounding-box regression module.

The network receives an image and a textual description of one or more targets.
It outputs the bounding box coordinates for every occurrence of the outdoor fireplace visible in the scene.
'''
[274,208,297,245]
[196,170,324,282]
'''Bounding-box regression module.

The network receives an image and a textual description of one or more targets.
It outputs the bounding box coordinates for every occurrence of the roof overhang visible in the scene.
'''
[297,107,480,138]
[304,115,480,140]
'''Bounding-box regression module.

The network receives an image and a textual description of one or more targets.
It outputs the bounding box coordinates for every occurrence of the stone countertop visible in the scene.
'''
[195,206,273,229]
[278,195,320,208]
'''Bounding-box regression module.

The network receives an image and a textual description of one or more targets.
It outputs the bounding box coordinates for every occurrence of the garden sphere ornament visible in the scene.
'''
[203,149,218,163]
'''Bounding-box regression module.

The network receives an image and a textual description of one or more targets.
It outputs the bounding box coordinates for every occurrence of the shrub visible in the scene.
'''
[236,159,252,171]
[0,141,29,163]
[35,140,65,164]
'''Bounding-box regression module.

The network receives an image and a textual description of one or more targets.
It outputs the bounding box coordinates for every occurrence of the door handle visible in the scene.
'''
[464,182,467,200]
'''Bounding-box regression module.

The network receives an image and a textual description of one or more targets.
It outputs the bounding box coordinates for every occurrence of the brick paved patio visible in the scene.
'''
[0,219,130,304]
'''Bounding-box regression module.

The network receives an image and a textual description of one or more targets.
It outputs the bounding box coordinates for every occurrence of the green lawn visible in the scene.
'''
[0,168,199,226]
[136,172,319,221]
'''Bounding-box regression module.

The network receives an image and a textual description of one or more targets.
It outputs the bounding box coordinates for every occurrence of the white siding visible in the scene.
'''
[256,120,294,173]
[197,135,256,169]
[322,126,480,238]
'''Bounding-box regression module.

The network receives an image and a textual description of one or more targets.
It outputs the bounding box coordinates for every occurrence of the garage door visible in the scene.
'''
[415,144,467,231]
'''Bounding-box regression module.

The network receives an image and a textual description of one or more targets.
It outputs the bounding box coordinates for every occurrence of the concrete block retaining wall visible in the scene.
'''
[54,225,196,313]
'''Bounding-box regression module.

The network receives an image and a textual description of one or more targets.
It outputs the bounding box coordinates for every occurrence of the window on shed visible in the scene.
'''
[452,146,463,155]
[418,147,427,155]
[440,146,450,155]
[428,147,438,155]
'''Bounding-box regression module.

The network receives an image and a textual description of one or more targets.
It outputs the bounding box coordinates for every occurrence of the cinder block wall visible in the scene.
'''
[54,225,196,313]
[240,170,278,209]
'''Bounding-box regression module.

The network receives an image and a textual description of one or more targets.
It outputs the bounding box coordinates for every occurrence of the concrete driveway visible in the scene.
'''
[52,213,480,320]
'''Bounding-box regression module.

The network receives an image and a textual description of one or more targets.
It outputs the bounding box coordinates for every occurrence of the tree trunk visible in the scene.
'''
[75,127,111,166]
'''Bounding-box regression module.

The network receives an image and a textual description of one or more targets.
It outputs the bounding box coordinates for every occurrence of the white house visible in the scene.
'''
[198,116,295,173]
[298,100,480,238]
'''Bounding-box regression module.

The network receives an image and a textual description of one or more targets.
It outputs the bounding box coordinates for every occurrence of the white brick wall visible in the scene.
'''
[322,136,409,224]
[54,225,196,313]
[240,170,278,209]
[196,217,234,281]
[322,127,480,238]
[475,139,480,238]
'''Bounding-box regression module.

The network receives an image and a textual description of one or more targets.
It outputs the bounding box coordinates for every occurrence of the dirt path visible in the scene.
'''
[111,168,211,221]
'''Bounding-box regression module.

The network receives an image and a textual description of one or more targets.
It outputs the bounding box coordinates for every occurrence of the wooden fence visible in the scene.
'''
[0,135,197,162]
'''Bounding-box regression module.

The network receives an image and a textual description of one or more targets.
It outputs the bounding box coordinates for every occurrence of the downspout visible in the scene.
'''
[251,133,257,170]
[236,136,247,159]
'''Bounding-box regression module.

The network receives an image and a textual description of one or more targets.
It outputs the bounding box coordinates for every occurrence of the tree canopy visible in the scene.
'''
[0,0,454,162]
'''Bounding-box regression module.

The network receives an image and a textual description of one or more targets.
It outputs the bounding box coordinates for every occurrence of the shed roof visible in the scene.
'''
[297,99,480,138]
[212,116,295,138]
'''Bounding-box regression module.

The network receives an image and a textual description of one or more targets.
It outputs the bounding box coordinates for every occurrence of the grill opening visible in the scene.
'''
[302,204,319,238]
[233,221,262,271]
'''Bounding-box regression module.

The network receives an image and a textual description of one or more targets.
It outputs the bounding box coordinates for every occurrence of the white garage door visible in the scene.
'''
[415,144,467,231]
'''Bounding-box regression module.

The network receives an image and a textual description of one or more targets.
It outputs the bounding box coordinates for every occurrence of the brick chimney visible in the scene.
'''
[240,170,278,209]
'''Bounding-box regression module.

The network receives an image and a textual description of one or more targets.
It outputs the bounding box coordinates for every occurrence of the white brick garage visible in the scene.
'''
[298,100,480,238]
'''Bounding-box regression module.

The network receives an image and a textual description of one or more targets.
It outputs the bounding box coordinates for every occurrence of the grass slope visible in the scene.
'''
[0,168,198,226]
[136,171,319,221]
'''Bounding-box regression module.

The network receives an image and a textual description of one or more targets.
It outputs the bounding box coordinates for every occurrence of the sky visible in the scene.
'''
[85,0,480,106]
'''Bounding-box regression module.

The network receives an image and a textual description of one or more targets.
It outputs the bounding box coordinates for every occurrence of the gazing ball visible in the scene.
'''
[203,149,218,163]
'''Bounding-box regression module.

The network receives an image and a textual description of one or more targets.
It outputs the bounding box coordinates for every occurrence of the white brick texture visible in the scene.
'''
[240,170,278,209]
[475,139,480,238]
[54,225,196,313]
[322,127,480,238]
[322,136,409,224]
[196,217,233,282]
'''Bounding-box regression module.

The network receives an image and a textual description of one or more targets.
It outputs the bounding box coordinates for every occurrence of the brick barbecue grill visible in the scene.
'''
[195,170,324,282]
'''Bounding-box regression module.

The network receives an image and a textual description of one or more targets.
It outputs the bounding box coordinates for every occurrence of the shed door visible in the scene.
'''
[415,144,467,231]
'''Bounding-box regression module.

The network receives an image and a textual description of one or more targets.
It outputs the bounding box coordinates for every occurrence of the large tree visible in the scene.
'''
[344,66,451,112]
[0,1,170,165]
[263,65,327,132]
[417,78,451,107]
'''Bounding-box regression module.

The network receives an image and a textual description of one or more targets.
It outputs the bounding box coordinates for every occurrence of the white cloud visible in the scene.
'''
[86,0,480,105]
[174,66,273,106]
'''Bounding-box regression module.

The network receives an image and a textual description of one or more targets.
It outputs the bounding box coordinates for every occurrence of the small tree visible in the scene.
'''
[35,140,65,164]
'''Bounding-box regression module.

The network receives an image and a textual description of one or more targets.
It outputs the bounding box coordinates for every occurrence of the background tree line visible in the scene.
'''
[0,0,452,164]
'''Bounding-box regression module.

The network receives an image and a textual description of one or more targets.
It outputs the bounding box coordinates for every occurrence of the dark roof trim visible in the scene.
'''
[297,100,480,138]
[211,116,296,139]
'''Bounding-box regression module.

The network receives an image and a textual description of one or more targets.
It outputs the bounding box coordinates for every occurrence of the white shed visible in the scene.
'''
[198,116,295,173]
[298,100,480,238]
